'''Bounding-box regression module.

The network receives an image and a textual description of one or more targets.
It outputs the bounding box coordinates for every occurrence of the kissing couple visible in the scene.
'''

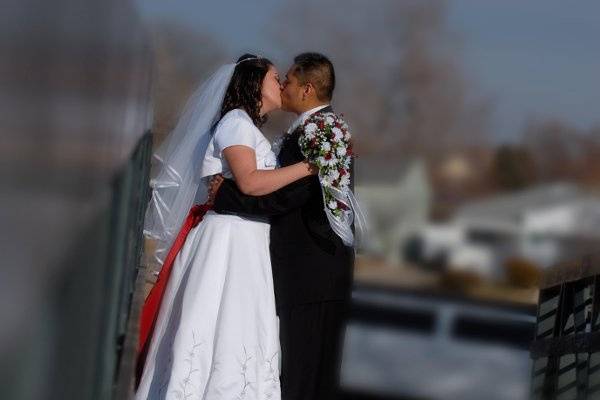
[136,52,365,400]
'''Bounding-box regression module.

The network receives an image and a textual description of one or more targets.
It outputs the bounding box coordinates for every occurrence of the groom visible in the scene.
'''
[209,52,353,399]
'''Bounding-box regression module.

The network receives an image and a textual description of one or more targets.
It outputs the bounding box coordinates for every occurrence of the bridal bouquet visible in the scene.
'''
[298,112,354,218]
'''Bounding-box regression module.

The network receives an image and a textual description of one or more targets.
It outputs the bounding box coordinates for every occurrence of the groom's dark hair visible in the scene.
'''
[292,52,335,101]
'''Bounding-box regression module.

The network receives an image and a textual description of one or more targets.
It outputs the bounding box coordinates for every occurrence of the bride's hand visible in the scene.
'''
[304,161,319,175]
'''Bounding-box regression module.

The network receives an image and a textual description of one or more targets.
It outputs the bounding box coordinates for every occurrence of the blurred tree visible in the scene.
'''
[270,0,493,219]
[582,126,600,186]
[522,119,600,188]
[522,119,580,182]
[149,23,227,145]
[490,145,537,190]
[270,0,491,160]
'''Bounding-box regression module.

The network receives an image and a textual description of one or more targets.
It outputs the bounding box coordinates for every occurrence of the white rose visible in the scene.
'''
[328,200,338,209]
[336,146,347,156]
[330,170,340,181]
[340,175,350,187]
[322,142,331,152]
[326,116,335,125]
[332,127,343,141]
[326,155,338,167]
[305,123,318,134]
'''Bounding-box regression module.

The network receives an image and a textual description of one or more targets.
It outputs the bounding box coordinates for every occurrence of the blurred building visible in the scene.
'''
[419,183,600,280]
[355,158,431,266]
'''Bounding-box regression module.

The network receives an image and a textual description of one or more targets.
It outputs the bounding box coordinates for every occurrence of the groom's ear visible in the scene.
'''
[303,82,315,99]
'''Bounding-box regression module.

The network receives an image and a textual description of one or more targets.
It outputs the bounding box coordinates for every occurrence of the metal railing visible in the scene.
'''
[104,132,153,398]
[530,253,600,399]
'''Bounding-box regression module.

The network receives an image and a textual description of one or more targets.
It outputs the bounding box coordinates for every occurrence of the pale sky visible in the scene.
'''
[136,0,600,142]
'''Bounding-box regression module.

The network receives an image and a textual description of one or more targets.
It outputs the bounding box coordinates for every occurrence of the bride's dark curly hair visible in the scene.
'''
[220,54,273,127]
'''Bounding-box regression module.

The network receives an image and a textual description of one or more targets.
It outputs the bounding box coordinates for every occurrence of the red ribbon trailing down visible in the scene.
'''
[136,203,212,383]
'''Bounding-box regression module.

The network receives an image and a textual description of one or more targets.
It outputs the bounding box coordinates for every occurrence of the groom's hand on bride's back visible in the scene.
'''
[207,174,225,205]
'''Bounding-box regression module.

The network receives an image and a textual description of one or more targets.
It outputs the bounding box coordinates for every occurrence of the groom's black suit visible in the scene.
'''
[212,106,353,400]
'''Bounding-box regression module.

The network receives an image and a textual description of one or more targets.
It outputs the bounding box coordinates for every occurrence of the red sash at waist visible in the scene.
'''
[136,203,212,384]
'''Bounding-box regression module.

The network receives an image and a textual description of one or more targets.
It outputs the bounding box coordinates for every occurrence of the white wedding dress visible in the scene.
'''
[136,109,281,400]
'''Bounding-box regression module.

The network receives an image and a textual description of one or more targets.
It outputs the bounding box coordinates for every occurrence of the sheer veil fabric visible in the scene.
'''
[143,64,236,265]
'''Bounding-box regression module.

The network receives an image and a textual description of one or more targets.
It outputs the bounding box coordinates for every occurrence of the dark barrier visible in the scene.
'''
[105,132,153,398]
[530,253,600,399]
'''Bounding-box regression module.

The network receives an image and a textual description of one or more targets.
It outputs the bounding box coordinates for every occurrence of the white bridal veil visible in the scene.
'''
[143,63,236,265]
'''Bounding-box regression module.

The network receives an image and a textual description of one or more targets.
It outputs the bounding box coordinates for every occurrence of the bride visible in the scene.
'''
[135,54,315,400]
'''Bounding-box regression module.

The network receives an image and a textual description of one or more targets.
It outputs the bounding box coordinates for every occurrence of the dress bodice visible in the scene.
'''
[201,109,277,180]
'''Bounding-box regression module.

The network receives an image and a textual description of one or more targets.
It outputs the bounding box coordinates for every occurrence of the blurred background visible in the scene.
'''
[2,0,600,399]
[137,1,600,396]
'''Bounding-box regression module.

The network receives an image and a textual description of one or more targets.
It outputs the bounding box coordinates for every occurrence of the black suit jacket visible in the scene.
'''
[212,106,354,308]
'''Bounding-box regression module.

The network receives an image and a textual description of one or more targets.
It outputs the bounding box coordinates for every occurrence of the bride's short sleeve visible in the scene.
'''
[213,109,258,153]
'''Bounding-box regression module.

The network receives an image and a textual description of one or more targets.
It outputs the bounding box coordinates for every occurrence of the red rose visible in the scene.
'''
[339,168,347,176]
[337,200,349,210]
[325,153,332,160]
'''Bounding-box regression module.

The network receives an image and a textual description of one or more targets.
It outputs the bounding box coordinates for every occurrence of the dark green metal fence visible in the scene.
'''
[101,131,153,398]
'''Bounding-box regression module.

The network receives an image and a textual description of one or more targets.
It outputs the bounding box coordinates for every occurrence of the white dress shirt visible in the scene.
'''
[286,104,330,134]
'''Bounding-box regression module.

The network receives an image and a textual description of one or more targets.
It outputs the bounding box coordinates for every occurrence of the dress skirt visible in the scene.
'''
[136,211,281,400]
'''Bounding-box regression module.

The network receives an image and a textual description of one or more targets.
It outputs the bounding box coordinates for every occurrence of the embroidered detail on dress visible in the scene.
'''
[211,360,221,374]
[236,346,253,399]
[172,331,203,399]
[261,347,280,400]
